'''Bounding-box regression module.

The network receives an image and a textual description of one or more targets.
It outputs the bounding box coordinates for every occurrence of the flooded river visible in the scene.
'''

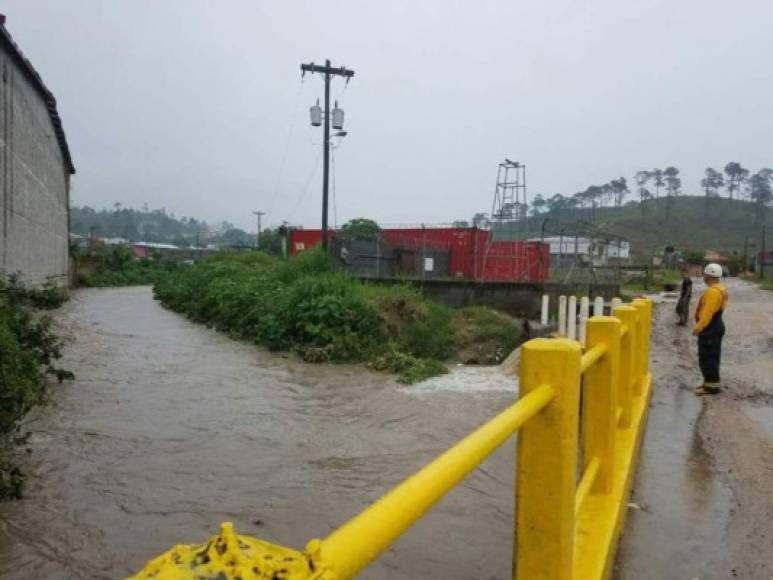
[1,283,769,579]
[0,287,516,579]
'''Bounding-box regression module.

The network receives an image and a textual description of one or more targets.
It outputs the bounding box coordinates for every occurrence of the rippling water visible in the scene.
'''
[0,287,518,579]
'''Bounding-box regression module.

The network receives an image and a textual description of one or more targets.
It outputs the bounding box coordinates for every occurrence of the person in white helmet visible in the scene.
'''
[692,263,729,395]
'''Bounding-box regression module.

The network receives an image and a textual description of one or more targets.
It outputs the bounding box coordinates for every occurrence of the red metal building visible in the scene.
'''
[289,227,549,282]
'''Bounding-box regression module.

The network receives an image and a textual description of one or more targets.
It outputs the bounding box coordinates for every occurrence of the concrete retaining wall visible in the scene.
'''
[0,44,71,286]
[363,278,620,319]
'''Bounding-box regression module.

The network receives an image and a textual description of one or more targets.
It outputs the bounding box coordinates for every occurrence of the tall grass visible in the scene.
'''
[154,250,523,383]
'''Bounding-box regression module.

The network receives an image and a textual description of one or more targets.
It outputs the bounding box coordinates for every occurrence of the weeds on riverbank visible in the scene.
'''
[76,244,180,287]
[153,250,523,383]
[0,276,71,499]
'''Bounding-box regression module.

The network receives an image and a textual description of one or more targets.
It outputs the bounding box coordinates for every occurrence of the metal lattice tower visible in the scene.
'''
[482,159,530,281]
[491,159,527,224]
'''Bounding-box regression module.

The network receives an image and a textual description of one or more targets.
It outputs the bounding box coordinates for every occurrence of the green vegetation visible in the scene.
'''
[760,279,773,292]
[340,218,381,240]
[0,276,71,500]
[621,269,682,297]
[520,196,773,262]
[153,250,523,383]
[75,244,180,287]
[70,204,284,252]
[452,307,522,364]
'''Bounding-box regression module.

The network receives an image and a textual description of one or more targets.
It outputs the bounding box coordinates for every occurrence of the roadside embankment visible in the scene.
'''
[152,249,525,383]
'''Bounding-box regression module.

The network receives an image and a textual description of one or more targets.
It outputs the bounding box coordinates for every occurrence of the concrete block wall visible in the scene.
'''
[0,49,70,287]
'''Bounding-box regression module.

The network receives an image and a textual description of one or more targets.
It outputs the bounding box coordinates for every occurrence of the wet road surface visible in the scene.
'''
[0,282,770,578]
[617,278,773,579]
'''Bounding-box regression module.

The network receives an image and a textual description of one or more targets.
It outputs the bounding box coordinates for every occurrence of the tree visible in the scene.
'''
[546,193,567,214]
[700,167,725,214]
[451,220,470,227]
[257,228,282,255]
[747,168,773,221]
[724,162,749,200]
[340,218,381,240]
[650,169,664,200]
[471,213,490,228]
[530,194,547,216]
[634,171,652,209]
[219,228,253,247]
[608,177,629,207]
[663,166,681,220]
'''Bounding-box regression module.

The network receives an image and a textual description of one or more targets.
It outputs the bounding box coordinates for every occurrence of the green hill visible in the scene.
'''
[502,196,772,262]
[593,197,770,261]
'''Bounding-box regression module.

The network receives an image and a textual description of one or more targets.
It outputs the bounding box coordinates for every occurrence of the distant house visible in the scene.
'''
[703,250,728,264]
[537,236,631,268]
[0,16,75,286]
[129,241,216,261]
[756,250,773,279]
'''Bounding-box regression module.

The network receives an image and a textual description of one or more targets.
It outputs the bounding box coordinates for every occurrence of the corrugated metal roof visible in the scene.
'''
[0,21,75,174]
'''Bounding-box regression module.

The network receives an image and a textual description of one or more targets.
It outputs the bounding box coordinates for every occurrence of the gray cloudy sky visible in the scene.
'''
[5,1,773,231]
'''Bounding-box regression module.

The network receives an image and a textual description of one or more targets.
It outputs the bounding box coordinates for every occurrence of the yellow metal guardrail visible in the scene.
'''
[131,298,653,580]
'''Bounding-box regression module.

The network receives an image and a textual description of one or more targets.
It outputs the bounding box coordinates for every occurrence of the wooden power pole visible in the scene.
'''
[300,60,354,249]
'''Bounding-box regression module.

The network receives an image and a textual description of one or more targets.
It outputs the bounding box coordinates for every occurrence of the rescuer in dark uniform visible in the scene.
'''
[675,265,692,326]
[692,263,728,396]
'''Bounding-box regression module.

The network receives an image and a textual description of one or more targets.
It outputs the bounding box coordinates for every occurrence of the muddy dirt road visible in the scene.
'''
[0,282,770,579]
[617,277,773,579]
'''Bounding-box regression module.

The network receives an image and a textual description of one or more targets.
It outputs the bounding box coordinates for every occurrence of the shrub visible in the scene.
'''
[153,249,525,383]
[368,343,448,384]
[0,277,71,499]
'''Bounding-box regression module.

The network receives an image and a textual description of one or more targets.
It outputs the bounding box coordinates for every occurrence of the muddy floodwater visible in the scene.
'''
[0,282,771,579]
[0,287,516,579]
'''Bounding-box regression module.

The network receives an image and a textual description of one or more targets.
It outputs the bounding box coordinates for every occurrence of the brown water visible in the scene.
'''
[0,285,751,579]
[0,287,516,579]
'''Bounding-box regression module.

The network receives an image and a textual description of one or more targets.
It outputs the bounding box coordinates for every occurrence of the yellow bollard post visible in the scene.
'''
[515,338,582,580]
[612,306,638,428]
[583,316,621,493]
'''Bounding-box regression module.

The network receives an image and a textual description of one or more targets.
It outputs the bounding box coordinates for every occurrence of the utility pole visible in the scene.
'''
[253,211,266,249]
[762,224,767,280]
[300,59,354,249]
[743,234,749,276]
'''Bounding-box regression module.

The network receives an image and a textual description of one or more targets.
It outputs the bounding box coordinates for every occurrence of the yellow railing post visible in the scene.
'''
[582,316,621,493]
[633,298,652,376]
[515,338,582,580]
[612,305,638,428]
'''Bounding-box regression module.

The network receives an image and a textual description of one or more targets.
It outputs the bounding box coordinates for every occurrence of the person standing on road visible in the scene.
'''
[675,266,692,326]
[693,263,729,395]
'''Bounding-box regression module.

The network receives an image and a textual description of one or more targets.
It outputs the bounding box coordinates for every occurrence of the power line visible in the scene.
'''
[267,81,305,217]
[287,149,323,220]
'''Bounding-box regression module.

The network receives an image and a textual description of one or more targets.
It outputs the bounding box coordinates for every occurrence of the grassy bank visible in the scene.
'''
[76,244,180,287]
[0,276,71,499]
[153,250,522,384]
[621,269,682,298]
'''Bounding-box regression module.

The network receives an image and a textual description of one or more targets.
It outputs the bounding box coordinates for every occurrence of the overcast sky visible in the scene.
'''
[5,1,773,232]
